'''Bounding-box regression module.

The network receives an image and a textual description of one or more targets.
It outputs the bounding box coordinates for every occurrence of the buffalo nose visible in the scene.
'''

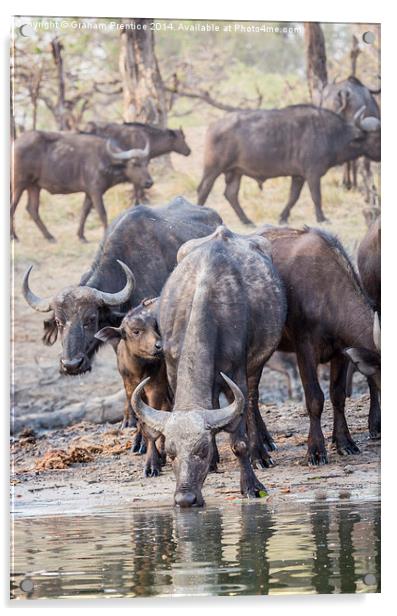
[61,356,84,370]
[175,491,197,508]
[144,179,153,189]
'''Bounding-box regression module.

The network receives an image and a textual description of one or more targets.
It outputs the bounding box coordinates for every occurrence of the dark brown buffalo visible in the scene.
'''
[344,219,381,438]
[96,298,172,476]
[22,198,222,379]
[357,218,381,314]
[197,105,380,225]
[132,226,286,507]
[322,76,380,196]
[84,121,191,159]
[84,121,191,202]
[256,225,380,465]
[11,130,151,242]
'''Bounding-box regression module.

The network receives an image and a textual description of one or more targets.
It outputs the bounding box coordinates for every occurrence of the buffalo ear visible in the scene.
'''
[343,347,380,378]
[95,326,123,349]
[42,316,58,346]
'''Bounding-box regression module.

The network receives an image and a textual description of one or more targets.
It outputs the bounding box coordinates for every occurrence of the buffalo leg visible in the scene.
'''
[143,437,163,477]
[279,176,305,223]
[343,162,352,190]
[142,388,170,476]
[307,174,328,223]
[247,370,275,468]
[89,192,108,237]
[225,377,266,497]
[368,376,381,439]
[224,171,254,226]
[197,170,221,205]
[10,185,24,240]
[296,340,327,465]
[26,185,55,241]
[330,354,360,456]
[77,195,93,242]
[352,160,358,189]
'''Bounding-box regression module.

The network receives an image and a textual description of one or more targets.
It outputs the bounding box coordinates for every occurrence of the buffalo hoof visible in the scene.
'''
[334,436,360,456]
[316,216,330,224]
[369,431,381,440]
[120,417,137,430]
[132,431,147,454]
[279,216,289,225]
[144,464,160,478]
[241,474,267,499]
[250,443,274,469]
[46,235,57,243]
[78,236,89,244]
[307,445,328,466]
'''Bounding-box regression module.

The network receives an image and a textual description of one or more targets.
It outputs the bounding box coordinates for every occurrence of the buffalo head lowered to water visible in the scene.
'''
[132,372,244,507]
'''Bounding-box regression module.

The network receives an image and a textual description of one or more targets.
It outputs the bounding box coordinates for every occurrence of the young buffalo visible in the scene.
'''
[96,298,171,477]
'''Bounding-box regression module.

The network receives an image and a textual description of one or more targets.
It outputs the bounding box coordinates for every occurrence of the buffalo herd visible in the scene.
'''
[15,79,381,507]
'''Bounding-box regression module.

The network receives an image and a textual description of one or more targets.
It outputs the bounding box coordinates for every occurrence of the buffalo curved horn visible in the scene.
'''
[22,266,52,313]
[131,376,170,435]
[92,260,135,306]
[204,372,245,431]
[354,106,381,132]
[106,138,149,160]
[360,116,381,131]
[373,312,381,352]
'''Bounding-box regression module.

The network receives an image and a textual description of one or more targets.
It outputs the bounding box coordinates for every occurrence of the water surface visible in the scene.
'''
[10,500,380,599]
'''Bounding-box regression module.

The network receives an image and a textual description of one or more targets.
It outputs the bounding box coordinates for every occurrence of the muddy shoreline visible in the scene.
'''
[11,393,380,517]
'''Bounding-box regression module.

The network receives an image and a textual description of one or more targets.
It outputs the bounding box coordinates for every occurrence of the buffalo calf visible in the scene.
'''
[96,298,171,477]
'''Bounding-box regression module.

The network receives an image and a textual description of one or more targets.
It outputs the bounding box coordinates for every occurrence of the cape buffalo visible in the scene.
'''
[84,121,191,203]
[197,105,380,225]
[84,121,191,159]
[344,219,381,438]
[11,130,151,242]
[22,198,222,380]
[256,225,380,464]
[357,218,381,314]
[132,225,286,507]
[322,76,381,198]
[96,298,172,475]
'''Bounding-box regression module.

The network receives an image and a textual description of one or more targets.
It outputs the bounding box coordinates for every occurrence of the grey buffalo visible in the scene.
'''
[11,130,152,242]
[84,121,191,203]
[132,225,286,507]
[197,104,380,225]
[322,76,381,198]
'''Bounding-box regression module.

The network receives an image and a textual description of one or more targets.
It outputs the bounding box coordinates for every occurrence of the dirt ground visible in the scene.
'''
[10,126,381,515]
[11,391,380,515]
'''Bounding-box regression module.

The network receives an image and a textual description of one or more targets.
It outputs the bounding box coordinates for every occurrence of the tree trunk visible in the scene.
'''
[304,23,328,105]
[119,19,167,127]
[50,37,68,130]
[350,35,361,77]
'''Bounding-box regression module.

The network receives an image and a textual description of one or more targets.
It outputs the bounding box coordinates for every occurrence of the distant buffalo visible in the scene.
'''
[11,130,151,242]
[84,121,191,202]
[322,75,381,198]
[197,104,380,225]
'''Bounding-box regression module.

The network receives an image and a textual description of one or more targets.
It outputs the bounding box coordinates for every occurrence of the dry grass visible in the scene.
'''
[12,122,377,298]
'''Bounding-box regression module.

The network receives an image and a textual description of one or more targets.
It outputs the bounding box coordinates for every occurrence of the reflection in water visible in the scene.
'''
[10,500,380,599]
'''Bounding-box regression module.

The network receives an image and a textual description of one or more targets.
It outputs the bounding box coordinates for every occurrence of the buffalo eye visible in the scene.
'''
[55,318,64,328]
[132,329,141,336]
[84,316,96,329]
[193,441,210,459]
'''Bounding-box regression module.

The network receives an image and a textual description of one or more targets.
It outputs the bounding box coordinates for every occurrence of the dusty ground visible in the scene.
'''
[11,392,380,515]
[10,125,381,515]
